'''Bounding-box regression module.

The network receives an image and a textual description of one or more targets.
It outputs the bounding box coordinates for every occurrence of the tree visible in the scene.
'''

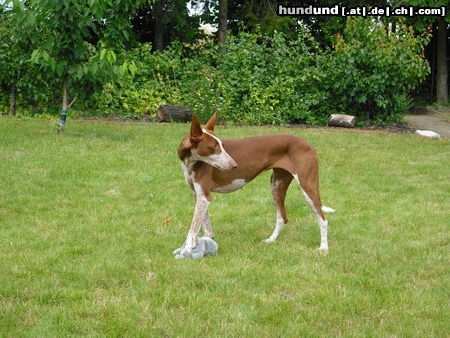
[218,0,227,44]
[222,0,296,37]
[10,0,139,131]
[326,17,430,120]
[0,6,56,115]
[395,0,448,104]
[132,0,198,51]
[0,11,20,115]
[436,16,448,104]
[153,0,166,50]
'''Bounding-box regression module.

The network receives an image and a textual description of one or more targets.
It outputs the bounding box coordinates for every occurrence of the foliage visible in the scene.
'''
[215,30,327,124]
[221,0,297,36]
[92,18,429,124]
[132,0,201,46]
[0,2,435,124]
[93,43,181,118]
[0,9,58,111]
[93,29,328,124]
[5,0,140,118]
[320,17,430,122]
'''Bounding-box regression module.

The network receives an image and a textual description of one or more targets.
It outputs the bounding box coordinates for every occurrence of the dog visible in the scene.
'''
[175,113,334,257]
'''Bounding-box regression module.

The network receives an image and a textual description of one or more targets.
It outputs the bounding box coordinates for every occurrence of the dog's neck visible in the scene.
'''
[182,156,197,173]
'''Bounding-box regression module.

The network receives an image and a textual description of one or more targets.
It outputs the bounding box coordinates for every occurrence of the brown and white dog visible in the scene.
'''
[176,113,334,256]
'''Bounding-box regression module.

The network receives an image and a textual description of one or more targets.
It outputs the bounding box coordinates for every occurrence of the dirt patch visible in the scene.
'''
[77,116,418,135]
[284,122,416,134]
[78,115,155,123]
[404,114,450,138]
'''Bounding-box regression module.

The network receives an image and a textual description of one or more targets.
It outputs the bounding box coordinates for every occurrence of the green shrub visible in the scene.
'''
[320,17,430,122]
[213,31,328,125]
[93,43,182,118]
[89,18,429,124]
[91,30,327,124]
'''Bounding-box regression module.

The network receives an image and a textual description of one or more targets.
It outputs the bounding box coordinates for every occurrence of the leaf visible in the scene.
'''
[99,49,106,60]
[128,62,137,77]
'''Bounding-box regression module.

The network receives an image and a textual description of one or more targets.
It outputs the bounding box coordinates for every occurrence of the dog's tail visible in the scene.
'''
[321,205,336,213]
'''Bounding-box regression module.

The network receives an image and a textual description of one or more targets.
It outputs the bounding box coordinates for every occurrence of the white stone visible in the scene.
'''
[415,130,441,138]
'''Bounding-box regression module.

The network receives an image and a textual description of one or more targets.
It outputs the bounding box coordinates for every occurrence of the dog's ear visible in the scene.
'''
[204,112,218,132]
[190,115,203,143]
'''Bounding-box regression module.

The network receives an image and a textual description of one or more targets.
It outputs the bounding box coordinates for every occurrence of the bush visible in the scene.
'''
[86,18,430,124]
[91,30,328,124]
[214,31,328,125]
[92,43,182,119]
[320,17,430,122]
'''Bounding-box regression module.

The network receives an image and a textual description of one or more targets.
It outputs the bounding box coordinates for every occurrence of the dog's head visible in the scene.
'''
[178,113,237,171]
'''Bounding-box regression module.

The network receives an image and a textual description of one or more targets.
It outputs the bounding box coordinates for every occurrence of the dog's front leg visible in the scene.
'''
[202,212,214,239]
[185,190,210,252]
[193,192,214,239]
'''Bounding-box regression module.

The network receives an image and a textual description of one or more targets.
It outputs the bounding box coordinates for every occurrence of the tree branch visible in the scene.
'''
[67,85,84,109]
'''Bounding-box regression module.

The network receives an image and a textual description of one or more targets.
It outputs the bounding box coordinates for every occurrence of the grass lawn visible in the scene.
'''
[0,118,448,336]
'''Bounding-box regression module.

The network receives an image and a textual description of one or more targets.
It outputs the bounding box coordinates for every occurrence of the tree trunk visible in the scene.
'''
[58,79,69,133]
[153,0,165,51]
[9,84,16,116]
[430,23,437,105]
[218,0,227,45]
[436,16,448,104]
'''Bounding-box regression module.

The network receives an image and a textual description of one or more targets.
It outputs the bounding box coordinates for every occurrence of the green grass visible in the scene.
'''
[0,118,448,336]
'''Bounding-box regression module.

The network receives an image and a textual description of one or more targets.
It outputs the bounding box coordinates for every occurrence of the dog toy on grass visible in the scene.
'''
[173,236,218,259]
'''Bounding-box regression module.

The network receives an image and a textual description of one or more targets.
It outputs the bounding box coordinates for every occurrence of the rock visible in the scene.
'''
[328,114,356,128]
[415,130,441,138]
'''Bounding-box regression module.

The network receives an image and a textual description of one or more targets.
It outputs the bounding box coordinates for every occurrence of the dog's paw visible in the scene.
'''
[316,247,329,255]
[173,244,196,259]
[262,237,276,244]
[174,249,191,259]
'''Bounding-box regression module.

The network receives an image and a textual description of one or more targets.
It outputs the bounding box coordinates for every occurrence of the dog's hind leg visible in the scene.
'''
[263,168,293,243]
[292,154,329,251]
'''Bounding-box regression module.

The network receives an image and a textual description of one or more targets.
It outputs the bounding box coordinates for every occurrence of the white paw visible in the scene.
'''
[321,205,335,213]
[317,246,329,255]
[262,237,276,244]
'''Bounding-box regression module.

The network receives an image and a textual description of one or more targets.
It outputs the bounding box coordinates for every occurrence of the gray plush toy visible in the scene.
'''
[173,236,218,259]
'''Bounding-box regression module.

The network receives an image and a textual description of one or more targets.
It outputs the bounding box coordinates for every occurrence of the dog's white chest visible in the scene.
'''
[212,179,247,193]
[181,162,194,188]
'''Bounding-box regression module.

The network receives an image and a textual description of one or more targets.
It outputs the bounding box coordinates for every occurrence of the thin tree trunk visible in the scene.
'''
[58,79,69,133]
[436,16,448,104]
[430,23,437,105]
[9,84,16,116]
[153,0,165,51]
[218,0,227,45]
